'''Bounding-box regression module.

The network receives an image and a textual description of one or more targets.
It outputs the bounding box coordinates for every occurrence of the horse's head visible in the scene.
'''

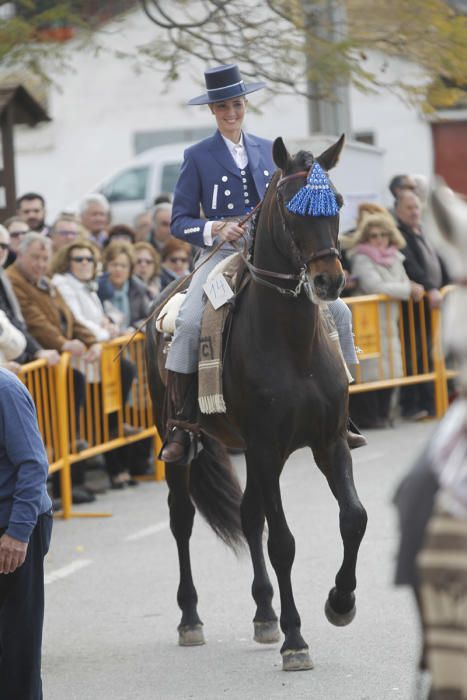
[272,135,345,302]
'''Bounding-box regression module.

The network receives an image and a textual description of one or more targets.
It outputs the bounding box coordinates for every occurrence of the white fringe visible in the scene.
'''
[198,394,227,415]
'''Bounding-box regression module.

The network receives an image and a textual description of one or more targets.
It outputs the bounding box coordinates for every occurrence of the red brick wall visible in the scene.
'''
[432,121,467,196]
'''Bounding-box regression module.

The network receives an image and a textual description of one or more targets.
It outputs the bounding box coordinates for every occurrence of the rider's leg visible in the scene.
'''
[162,249,230,462]
[327,299,367,449]
[160,371,198,463]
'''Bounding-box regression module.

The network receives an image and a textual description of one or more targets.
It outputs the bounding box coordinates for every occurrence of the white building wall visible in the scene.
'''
[12,8,432,220]
[350,53,434,206]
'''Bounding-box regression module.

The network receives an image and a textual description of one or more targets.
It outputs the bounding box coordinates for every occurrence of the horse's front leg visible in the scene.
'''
[246,447,313,671]
[241,460,280,644]
[166,463,205,646]
[316,436,368,626]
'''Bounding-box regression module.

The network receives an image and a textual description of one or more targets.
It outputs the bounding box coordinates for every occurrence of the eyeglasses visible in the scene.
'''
[136,258,154,265]
[70,255,94,263]
[0,243,9,251]
[168,256,189,264]
[368,232,390,240]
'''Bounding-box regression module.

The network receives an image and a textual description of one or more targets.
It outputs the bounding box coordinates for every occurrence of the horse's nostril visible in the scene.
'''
[314,274,327,288]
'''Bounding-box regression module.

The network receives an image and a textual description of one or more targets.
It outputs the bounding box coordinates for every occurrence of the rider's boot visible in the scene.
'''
[160,371,198,464]
[347,417,368,449]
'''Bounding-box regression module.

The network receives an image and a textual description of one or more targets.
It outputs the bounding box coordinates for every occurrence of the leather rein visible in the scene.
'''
[240,168,341,298]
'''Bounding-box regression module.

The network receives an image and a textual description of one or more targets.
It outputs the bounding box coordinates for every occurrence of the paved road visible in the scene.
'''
[43,421,433,700]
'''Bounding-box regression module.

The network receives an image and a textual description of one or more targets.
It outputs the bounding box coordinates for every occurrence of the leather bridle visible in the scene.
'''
[242,167,341,298]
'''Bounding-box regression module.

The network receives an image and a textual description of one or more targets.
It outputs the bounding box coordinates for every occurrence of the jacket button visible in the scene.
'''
[227,203,234,210]
[222,175,228,182]
[264,170,269,176]
[224,189,231,196]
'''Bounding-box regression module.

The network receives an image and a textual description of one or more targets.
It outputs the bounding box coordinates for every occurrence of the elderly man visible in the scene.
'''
[7,233,101,504]
[79,193,110,248]
[0,225,59,372]
[49,212,85,254]
[16,192,49,236]
[0,368,53,699]
[395,190,450,420]
[6,234,100,360]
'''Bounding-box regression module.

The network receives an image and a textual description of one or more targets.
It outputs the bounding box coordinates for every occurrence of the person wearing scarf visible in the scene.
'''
[345,212,424,428]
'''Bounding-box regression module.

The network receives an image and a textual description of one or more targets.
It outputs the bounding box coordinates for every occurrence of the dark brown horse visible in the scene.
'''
[146,135,367,671]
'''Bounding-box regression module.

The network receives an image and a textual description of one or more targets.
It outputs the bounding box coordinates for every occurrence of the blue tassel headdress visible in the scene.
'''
[286,162,340,217]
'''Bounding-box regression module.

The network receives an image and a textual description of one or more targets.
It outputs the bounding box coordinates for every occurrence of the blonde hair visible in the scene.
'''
[353,213,406,249]
[50,239,100,276]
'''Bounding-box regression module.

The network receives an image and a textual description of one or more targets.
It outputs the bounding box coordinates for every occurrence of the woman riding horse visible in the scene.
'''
[161,64,365,463]
[147,123,368,671]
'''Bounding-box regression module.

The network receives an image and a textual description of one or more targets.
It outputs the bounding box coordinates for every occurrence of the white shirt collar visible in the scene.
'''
[221,132,248,168]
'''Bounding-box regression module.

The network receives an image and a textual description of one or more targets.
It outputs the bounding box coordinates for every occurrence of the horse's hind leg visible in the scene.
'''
[246,448,313,671]
[241,462,280,644]
[318,437,368,626]
[166,463,205,646]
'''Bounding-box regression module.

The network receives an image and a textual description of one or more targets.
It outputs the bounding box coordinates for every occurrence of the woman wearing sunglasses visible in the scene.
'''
[159,239,191,291]
[133,241,161,298]
[51,240,148,488]
[51,240,118,341]
[346,212,424,428]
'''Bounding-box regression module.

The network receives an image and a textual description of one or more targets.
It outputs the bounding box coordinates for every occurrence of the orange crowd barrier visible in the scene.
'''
[19,333,164,520]
[345,286,456,417]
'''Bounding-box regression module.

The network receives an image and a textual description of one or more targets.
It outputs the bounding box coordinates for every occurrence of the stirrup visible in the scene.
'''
[159,427,199,466]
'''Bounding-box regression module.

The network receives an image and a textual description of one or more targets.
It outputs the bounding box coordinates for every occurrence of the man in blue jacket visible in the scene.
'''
[0,368,53,699]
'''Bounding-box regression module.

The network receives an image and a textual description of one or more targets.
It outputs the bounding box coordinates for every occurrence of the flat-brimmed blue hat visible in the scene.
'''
[188,64,266,106]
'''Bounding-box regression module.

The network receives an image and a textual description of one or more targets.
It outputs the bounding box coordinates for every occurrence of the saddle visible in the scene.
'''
[156,253,248,414]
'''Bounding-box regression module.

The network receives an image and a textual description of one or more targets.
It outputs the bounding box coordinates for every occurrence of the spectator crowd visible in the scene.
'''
[0,175,451,504]
[0,190,191,507]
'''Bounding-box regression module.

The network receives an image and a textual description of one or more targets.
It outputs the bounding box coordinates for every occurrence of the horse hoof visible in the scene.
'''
[281,649,314,672]
[324,597,356,627]
[178,624,205,646]
[254,620,281,644]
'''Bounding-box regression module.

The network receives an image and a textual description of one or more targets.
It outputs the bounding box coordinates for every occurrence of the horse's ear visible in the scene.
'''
[272,137,292,172]
[316,134,345,171]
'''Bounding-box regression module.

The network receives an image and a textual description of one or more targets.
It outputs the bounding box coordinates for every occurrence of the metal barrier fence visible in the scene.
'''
[345,287,455,417]
[19,333,164,520]
[17,290,455,521]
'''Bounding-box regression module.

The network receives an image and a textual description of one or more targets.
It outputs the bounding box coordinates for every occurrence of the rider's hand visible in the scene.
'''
[212,221,245,243]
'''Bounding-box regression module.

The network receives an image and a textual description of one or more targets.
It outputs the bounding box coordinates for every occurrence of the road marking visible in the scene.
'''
[125,521,170,542]
[45,559,92,585]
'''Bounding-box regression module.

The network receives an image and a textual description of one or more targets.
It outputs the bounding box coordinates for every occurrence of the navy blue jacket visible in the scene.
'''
[0,369,51,542]
[171,130,275,248]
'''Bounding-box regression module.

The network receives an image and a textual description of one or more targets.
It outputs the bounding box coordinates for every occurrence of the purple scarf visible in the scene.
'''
[355,243,399,268]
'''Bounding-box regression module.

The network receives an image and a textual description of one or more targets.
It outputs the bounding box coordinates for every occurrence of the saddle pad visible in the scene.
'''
[206,252,240,281]
[155,292,186,334]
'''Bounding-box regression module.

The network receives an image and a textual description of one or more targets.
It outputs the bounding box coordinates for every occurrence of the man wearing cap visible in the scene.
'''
[162,64,365,463]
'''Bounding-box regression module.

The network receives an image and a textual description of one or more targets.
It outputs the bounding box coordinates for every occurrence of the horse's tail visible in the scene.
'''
[189,434,245,553]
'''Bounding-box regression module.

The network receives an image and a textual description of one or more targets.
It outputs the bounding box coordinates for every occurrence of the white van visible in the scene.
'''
[92,142,192,225]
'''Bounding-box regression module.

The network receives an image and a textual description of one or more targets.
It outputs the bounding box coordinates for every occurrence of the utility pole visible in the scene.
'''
[304,0,351,136]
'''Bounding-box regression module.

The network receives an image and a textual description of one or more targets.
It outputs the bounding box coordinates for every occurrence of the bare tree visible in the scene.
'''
[138,0,467,111]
